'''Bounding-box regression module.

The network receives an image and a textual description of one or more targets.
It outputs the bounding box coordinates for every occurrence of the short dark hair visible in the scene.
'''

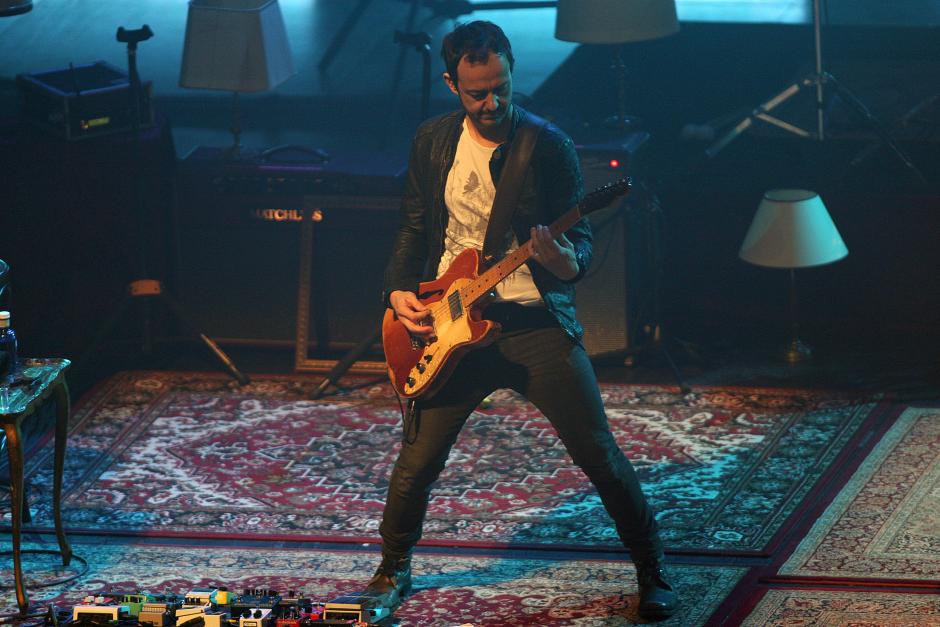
[441,20,514,84]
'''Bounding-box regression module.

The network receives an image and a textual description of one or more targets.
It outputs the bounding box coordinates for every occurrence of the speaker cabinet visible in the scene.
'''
[174,146,651,361]
[575,134,651,362]
[175,148,403,351]
[577,194,650,362]
[174,204,398,350]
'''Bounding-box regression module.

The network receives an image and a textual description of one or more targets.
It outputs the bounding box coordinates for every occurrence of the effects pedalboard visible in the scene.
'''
[46,588,398,627]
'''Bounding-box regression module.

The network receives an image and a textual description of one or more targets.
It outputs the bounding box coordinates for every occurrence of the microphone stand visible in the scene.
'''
[81,26,249,385]
[394,30,432,121]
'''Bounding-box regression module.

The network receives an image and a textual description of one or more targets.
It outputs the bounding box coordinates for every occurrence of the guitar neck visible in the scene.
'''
[460,205,583,306]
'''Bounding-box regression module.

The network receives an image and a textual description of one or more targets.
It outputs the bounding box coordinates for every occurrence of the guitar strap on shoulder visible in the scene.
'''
[481,111,547,266]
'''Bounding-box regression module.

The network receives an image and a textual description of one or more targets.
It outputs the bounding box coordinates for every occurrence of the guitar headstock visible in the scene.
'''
[580,178,632,216]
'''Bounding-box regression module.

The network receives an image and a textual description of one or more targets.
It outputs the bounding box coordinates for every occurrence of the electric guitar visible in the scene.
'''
[383,179,632,399]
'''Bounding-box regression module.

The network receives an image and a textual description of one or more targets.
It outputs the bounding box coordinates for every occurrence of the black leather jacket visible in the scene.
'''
[383,105,592,342]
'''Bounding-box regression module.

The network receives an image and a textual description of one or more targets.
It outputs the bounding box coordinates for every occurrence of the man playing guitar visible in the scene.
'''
[367,20,678,620]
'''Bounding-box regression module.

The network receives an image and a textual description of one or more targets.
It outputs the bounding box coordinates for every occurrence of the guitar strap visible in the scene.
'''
[481,110,547,266]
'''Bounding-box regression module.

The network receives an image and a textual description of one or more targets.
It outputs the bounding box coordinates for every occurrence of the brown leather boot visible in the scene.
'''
[635,558,678,620]
[363,555,412,611]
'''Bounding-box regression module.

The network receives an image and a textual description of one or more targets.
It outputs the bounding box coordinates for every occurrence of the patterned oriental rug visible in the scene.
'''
[738,589,940,625]
[0,539,746,626]
[778,406,940,582]
[13,371,879,554]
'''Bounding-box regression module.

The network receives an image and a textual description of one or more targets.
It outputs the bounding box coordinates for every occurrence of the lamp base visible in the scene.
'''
[783,337,813,364]
[603,113,642,131]
[220,143,260,163]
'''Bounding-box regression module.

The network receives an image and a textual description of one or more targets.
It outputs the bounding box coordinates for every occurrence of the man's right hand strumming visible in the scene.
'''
[389,290,435,337]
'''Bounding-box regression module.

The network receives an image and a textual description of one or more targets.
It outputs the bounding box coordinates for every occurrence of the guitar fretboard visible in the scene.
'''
[458,206,584,307]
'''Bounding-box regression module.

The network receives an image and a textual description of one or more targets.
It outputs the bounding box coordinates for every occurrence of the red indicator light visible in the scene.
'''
[609,159,620,168]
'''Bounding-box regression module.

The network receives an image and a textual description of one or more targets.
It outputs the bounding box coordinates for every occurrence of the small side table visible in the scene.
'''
[1,358,72,616]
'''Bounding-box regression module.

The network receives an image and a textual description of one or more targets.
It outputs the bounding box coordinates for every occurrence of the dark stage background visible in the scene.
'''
[1,1,938,367]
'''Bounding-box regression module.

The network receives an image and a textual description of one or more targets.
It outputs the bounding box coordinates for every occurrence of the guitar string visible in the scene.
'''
[402,185,624,387]
[419,212,584,334]
[417,184,622,329]
[417,247,523,339]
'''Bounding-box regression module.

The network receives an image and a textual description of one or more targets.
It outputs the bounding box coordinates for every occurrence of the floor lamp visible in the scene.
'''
[555,0,679,130]
[179,0,294,158]
[555,0,690,391]
[739,189,848,363]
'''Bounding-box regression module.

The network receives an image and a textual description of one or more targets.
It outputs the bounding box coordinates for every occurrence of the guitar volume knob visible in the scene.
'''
[406,377,416,387]
[416,363,426,373]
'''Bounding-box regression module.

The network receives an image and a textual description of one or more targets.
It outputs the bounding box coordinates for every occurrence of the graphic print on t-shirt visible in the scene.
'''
[438,119,542,305]
[443,165,493,249]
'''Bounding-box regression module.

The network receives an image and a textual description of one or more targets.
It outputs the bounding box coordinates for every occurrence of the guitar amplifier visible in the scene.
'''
[175,147,404,351]
[576,131,649,191]
[575,132,651,361]
[16,61,153,140]
[174,140,648,361]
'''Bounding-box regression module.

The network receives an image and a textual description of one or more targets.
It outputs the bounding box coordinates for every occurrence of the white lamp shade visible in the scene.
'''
[555,0,679,44]
[739,189,848,269]
[180,0,294,93]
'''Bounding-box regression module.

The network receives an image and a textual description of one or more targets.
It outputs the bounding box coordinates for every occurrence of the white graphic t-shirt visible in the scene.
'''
[436,119,542,306]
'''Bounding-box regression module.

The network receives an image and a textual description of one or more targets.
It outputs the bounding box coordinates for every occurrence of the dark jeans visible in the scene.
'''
[379,303,662,562]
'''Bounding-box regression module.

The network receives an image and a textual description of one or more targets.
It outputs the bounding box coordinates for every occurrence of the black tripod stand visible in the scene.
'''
[622,183,691,393]
[704,0,926,185]
[80,26,248,385]
[308,32,433,401]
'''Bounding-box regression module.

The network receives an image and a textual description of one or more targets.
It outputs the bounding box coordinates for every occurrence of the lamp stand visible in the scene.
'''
[604,46,640,131]
[227,91,243,157]
[223,92,263,162]
[704,0,926,184]
[393,29,432,121]
[784,268,812,363]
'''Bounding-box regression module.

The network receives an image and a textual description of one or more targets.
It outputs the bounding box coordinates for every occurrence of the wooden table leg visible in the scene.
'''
[3,421,28,615]
[52,380,72,566]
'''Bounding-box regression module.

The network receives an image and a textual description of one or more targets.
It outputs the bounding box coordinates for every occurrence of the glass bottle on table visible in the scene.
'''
[0,311,17,411]
[0,311,16,377]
